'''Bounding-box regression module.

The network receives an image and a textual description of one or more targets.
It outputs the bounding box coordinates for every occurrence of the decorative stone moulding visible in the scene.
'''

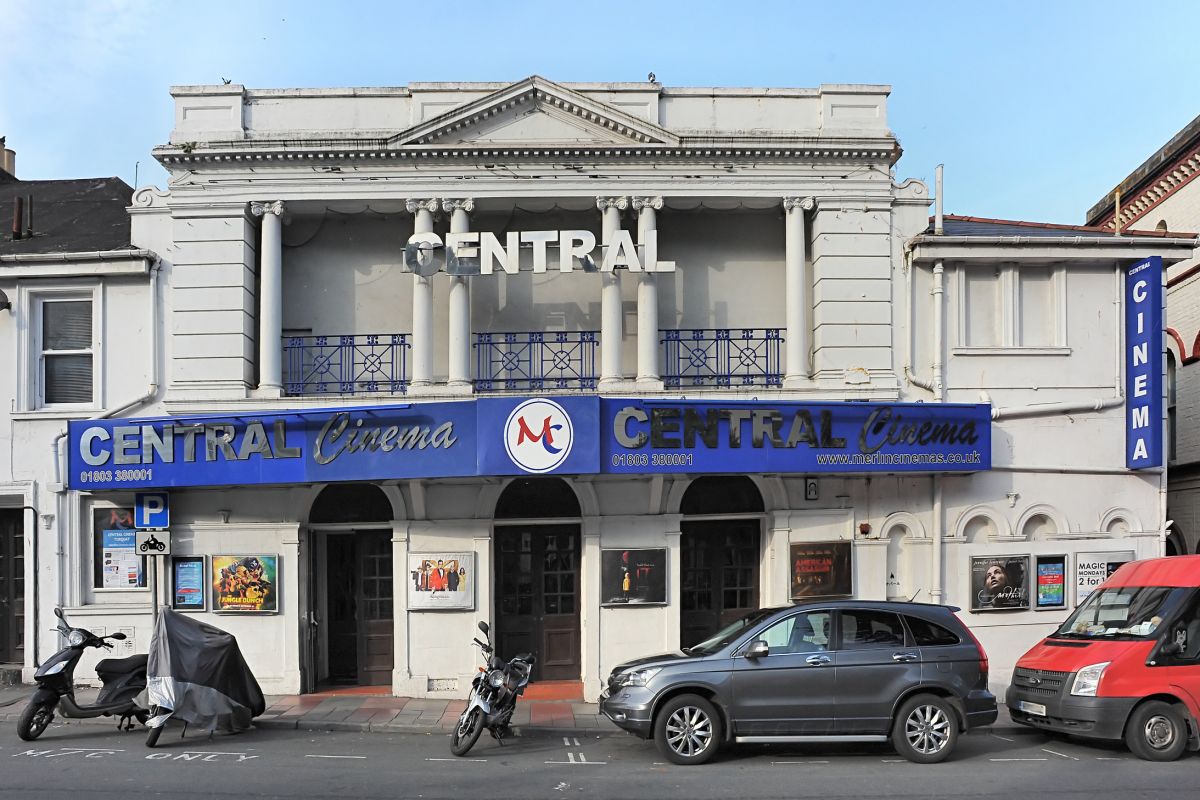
[951,504,1013,542]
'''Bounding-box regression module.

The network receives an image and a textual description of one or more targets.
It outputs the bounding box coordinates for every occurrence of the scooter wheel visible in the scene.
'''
[17,702,54,741]
[145,724,163,748]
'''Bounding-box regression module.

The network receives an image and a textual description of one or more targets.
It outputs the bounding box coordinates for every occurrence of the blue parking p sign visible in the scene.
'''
[135,492,169,529]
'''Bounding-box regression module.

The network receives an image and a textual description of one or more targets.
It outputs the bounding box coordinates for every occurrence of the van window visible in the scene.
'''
[1163,594,1200,662]
[1056,587,1187,639]
[905,616,960,646]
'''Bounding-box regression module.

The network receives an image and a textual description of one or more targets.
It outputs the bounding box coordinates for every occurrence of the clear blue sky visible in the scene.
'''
[3,0,1197,224]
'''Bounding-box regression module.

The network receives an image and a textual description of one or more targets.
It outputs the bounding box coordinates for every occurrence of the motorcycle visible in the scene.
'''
[450,621,535,756]
[17,607,149,741]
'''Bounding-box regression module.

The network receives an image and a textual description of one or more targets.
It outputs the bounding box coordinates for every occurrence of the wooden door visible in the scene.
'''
[0,510,23,664]
[495,525,580,681]
[324,534,358,684]
[355,531,394,686]
[680,520,761,649]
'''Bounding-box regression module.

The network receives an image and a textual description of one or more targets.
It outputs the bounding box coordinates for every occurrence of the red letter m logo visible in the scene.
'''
[516,415,563,454]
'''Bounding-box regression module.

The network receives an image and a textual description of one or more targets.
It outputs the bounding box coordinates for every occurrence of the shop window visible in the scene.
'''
[91,506,146,590]
[38,295,96,406]
[956,263,1065,351]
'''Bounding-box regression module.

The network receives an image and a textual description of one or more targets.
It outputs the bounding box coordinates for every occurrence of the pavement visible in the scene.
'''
[0,683,1027,736]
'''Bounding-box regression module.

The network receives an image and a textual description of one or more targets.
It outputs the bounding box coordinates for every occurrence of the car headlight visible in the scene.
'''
[67,630,86,647]
[615,667,661,688]
[1070,662,1110,696]
[488,669,505,689]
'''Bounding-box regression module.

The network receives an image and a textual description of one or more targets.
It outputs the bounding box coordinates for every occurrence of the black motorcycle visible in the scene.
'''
[17,608,149,741]
[450,621,535,756]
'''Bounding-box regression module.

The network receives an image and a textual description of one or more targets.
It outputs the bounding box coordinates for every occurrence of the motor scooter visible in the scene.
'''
[16,607,149,741]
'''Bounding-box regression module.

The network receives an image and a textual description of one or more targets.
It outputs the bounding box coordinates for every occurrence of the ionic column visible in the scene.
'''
[633,196,663,388]
[597,196,628,386]
[783,196,815,386]
[443,198,475,389]
[407,199,438,387]
[251,200,284,395]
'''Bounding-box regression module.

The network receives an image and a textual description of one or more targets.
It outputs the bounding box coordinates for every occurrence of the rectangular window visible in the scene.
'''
[1018,267,1053,346]
[963,269,1001,347]
[92,507,147,590]
[40,298,94,405]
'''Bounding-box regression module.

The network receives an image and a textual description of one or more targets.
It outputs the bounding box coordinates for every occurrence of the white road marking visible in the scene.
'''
[555,782,569,792]
[771,760,830,764]
[1096,757,1123,761]
[305,754,367,760]
[1041,747,1078,760]
[425,757,486,763]
[990,733,1015,742]
[989,757,1048,762]
[546,753,607,765]
[880,759,906,763]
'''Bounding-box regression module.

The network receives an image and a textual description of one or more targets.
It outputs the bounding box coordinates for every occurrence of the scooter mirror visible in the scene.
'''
[478,621,490,635]
[110,632,127,640]
[53,608,64,620]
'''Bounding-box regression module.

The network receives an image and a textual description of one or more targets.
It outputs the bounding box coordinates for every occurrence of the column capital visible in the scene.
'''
[596,195,629,212]
[405,198,440,215]
[441,198,476,214]
[632,196,664,212]
[783,196,816,212]
[250,200,284,217]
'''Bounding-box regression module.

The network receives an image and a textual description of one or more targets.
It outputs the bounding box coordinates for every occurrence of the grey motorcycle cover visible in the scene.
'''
[146,608,266,733]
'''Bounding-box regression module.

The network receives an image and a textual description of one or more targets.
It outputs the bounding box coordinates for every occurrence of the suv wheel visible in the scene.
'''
[892,694,958,764]
[654,694,722,765]
[1125,700,1187,762]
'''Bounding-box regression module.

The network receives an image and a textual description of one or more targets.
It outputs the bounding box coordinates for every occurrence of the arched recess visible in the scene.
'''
[308,483,401,524]
[880,513,926,601]
[1098,507,1141,537]
[678,475,765,515]
[1016,504,1069,541]
[953,504,1012,542]
[493,477,583,519]
[667,474,778,514]
[880,511,928,541]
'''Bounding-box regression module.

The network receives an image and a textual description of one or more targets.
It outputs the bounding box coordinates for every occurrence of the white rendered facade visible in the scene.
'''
[5,78,1196,701]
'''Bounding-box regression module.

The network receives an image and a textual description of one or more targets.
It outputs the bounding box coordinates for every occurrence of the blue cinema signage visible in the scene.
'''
[603,400,990,474]
[68,398,992,491]
[1125,256,1164,469]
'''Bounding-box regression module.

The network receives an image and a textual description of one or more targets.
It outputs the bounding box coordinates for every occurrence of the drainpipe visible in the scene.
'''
[930,165,946,605]
[903,248,934,393]
[18,504,40,666]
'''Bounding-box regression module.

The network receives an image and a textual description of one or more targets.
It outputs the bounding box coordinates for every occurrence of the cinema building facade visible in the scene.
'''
[9,78,1196,700]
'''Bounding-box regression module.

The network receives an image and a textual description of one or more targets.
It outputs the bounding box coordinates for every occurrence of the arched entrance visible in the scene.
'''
[307,484,394,688]
[679,476,765,648]
[494,478,581,683]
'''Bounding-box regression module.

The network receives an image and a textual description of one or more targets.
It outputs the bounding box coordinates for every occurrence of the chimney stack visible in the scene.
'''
[0,137,14,177]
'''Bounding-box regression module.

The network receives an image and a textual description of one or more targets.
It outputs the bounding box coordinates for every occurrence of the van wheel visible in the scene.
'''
[892,694,958,764]
[654,694,722,765]
[1125,701,1187,761]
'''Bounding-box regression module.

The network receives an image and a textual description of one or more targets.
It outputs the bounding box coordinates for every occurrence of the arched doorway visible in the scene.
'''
[494,478,581,683]
[679,476,765,648]
[307,484,394,688]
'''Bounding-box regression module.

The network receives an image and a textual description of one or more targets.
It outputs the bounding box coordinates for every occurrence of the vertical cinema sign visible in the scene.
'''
[1126,256,1164,469]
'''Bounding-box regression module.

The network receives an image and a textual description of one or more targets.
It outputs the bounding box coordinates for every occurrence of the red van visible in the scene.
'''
[1007,555,1200,761]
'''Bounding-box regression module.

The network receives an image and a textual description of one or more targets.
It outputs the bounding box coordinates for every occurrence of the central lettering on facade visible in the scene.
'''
[613,405,980,453]
[404,229,675,274]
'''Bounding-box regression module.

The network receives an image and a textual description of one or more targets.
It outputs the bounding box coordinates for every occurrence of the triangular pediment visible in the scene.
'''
[393,76,678,148]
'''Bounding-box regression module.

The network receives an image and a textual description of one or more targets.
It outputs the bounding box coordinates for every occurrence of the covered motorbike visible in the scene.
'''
[145,607,265,747]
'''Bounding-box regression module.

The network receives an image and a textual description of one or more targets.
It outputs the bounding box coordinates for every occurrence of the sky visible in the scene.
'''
[2,0,1197,225]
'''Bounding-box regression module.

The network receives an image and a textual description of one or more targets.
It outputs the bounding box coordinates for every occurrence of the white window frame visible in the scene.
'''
[17,283,104,412]
[953,262,1069,355]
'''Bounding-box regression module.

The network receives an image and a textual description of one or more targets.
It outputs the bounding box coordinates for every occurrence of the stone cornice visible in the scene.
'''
[1091,141,1200,231]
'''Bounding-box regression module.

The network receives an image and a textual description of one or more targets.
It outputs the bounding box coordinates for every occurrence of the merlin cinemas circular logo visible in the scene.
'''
[504,398,574,474]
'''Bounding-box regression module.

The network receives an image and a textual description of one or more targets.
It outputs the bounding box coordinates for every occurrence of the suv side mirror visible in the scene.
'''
[1161,641,1183,657]
[745,640,769,659]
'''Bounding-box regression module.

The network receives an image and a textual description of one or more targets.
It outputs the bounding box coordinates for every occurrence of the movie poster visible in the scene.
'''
[790,541,853,599]
[1035,555,1067,610]
[1076,551,1135,606]
[101,529,142,589]
[601,549,667,606]
[408,553,474,610]
[970,555,1030,611]
[171,556,206,611]
[211,555,278,613]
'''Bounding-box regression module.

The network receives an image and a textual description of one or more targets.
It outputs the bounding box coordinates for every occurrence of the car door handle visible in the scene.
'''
[892,652,919,663]
[805,654,832,666]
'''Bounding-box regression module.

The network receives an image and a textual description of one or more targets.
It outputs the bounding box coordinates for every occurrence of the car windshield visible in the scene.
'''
[686,608,778,656]
[1055,586,1185,639]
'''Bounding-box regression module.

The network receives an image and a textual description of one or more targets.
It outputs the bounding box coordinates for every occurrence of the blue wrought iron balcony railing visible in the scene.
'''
[661,328,783,388]
[283,333,410,395]
[474,331,598,392]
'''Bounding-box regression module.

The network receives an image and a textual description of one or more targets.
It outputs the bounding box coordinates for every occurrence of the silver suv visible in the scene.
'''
[600,600,996,764]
